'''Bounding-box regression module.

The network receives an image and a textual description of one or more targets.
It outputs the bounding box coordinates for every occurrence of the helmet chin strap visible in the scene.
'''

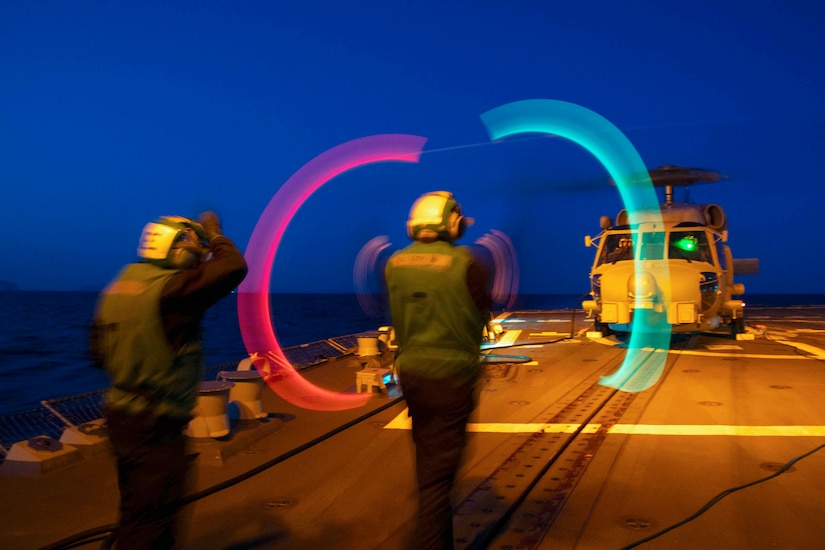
[168,246,203,269]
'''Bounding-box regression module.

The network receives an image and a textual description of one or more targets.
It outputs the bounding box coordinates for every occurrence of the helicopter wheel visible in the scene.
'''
[594,319,611,336]
[730,316,746,336]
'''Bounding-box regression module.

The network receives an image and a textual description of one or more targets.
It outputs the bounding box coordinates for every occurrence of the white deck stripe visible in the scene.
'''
[481,329,521,349]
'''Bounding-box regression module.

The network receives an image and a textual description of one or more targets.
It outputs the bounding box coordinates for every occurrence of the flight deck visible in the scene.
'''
[2,306,825,549]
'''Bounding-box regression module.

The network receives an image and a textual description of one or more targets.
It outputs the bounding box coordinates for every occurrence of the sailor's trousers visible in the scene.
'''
[399,371,477,550]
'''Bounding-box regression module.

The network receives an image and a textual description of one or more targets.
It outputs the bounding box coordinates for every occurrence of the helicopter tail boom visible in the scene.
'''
[733,258,759,276]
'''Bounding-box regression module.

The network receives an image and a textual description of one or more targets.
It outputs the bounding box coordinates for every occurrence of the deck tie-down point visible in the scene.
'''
[186,380,234,438]
[356,367,392,393]
[219,369,268,420]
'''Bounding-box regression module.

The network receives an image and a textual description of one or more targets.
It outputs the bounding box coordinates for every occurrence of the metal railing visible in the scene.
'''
[0,331,377,461]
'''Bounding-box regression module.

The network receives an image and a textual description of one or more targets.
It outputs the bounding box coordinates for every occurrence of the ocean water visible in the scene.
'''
[0,291,387,416]
[1,291,824,417]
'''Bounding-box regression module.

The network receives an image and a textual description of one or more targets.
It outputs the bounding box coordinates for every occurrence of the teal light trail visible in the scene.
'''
[480,99,671,392]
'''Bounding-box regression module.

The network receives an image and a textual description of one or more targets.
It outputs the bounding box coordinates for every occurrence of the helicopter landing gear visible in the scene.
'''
[593,319,612,336]
[730,316,746,336]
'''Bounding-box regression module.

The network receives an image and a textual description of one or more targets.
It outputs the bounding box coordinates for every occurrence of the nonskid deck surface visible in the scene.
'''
[2,307,825,549]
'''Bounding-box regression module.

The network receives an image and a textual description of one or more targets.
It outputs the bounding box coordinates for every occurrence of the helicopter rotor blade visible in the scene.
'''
[646,164,726,186]
[503,174,617,194]
[503,164,726,196]
[605,164,726,191]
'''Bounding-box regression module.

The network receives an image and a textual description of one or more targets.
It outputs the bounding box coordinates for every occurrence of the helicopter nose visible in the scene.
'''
[628,271,658,301]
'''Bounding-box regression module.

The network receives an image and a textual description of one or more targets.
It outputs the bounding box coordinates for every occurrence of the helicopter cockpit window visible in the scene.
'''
[715,239,727,270]
[598,233,634,265]
[639,231,665,261]
[668,231,712,263]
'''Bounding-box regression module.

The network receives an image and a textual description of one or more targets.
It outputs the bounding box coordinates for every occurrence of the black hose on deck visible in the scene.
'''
[40,395,405,550]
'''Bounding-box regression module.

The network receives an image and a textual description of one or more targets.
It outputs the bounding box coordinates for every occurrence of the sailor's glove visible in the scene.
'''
[198,211,223,242]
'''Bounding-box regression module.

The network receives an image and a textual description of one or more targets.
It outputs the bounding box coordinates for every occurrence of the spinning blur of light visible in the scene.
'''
[480,99,670,392]
[475,230,519,310]
[353,235,392,318]
[237,134,427,410]
[355,228,520,315]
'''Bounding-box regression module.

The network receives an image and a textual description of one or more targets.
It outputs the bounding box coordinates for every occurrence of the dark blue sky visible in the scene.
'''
[2,1,823,294]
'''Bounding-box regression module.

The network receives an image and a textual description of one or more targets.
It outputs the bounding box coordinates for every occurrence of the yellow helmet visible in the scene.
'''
[406,191,472,242]
[137,216,208,269]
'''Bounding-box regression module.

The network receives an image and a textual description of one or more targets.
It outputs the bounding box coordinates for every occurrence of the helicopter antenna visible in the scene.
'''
[648,165,725,206]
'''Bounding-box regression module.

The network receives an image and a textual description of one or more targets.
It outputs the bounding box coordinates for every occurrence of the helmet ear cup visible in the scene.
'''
[447,210,466,241]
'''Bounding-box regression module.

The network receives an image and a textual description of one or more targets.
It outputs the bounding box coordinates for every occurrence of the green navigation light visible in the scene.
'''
[674,236,697,251]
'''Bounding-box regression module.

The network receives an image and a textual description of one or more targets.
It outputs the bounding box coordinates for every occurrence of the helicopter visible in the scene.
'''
[581,164,759,337]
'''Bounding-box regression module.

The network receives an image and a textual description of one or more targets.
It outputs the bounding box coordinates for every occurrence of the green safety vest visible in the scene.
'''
[95,263,203,420]
[385,240,484,384]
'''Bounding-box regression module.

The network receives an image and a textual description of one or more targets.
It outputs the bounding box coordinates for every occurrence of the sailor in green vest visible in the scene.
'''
[91,211,247,550]
[385,191,491,550]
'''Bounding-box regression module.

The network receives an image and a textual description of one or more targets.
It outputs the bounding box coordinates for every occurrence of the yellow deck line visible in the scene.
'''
[609,425,825,436]
[667,348,809,360]
[384,410,825,436]
[588,341,816,360]
[772,340,825,359]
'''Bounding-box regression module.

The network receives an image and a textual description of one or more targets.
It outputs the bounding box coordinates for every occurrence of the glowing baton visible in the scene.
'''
[475,230,519,310]
[238,134,427,410]
[353,235,392,318]
[480,99,670,392]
